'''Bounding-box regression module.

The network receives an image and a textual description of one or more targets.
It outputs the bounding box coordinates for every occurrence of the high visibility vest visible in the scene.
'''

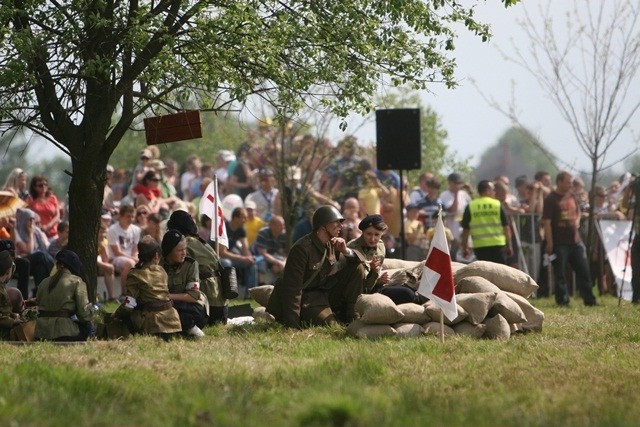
[468,197,505,248]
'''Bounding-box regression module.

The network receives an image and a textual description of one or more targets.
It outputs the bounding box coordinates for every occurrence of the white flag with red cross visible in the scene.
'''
[418,211,457,322]
[199,180,229,249]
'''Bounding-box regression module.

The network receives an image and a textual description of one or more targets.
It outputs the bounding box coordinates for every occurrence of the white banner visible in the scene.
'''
[597,220,634,301]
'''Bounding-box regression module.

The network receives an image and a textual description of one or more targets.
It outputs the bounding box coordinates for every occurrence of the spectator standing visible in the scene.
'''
[27,175,60,238]
[227,143,255,200]
[131,148,154,189]
[409,172,435,205]
[440,172,472,257]
[460,180,512,264]
[97,224,117,302]
[358,170,390,218]
[542,171,597,306]
[180,154,202,201]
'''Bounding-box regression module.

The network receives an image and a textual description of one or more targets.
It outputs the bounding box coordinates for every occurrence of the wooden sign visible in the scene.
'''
[144,110,203,145]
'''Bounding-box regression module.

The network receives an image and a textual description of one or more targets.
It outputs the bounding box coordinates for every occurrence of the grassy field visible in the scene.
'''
[1,295,639,427]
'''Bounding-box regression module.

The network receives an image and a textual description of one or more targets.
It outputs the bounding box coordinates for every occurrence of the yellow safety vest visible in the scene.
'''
[469,197,505,248]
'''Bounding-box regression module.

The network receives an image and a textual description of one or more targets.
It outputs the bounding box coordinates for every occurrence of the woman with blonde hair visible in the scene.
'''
[2,168,29,200]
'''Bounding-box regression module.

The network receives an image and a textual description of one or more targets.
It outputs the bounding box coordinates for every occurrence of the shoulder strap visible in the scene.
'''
[302,248,327,290]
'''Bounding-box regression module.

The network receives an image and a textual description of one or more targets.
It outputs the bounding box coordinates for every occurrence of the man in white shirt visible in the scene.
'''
[107,204,141,297]
[244,168,280,221]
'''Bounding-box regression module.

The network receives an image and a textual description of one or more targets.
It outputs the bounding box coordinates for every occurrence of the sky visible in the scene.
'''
[337,0,639,175]
[28,1,639,176]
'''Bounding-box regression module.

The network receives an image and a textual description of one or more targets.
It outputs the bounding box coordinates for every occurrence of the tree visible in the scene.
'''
[0,0,517,301]
[475,126,558,181]
[500,0,640,258]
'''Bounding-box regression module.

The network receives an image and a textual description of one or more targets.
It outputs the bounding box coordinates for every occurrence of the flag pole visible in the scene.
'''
[438,205,445,344]
[213,174,220,255]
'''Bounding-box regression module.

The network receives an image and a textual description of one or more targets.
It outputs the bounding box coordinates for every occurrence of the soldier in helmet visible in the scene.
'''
[266,205,366,328]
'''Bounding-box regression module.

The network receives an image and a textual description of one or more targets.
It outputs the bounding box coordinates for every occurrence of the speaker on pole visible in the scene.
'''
[376,108,421,170]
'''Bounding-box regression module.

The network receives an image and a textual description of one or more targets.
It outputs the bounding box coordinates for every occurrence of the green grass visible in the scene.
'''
[1,295,640,426]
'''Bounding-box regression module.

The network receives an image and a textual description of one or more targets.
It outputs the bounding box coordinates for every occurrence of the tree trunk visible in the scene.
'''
[67,156,106,303]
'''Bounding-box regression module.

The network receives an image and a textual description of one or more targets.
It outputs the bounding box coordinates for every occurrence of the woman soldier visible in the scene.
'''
[161,229,209,338]
[115,235,182,340]
[166,210,227,324]
[35,249,94,342]
[348,214,416,305]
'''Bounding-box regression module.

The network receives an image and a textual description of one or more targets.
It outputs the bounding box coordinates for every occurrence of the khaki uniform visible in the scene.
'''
[347,237,385,293]
[0,285,14,340]
[35,270,92,340]
[162,257,209,329]
[185,236,224,306]
[125,264,182,335]
[266,232,365,328]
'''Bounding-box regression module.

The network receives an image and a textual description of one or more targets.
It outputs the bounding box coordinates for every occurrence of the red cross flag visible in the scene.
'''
[199,179,229,249]
[418,211,457,322]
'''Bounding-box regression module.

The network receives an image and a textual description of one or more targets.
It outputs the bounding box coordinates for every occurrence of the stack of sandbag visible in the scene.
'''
[248,285,276,322]
[347,260,544,340]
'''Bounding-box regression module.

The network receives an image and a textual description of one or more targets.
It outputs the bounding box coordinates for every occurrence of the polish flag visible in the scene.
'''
[199,180,229,249]
[418,212,457,322]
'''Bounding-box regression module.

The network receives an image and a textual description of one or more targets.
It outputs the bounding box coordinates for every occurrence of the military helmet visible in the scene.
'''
[312,205,344,229]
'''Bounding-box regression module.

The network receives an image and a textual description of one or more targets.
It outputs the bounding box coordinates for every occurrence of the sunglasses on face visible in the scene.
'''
[137,211,149,216]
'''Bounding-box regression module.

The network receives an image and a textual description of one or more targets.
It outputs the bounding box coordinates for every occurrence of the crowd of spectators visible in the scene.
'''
[0,130,634,309]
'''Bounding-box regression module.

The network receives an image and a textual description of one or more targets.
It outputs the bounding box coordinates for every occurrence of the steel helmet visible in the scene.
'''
[312,205,344,229]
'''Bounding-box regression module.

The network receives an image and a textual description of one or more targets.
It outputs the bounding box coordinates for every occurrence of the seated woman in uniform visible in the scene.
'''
[167,210,227,325]
[161,229,209,338]
[347,214,416,305]
[115,235,182,340]
[0,251,26,340]
[35,249,94,342]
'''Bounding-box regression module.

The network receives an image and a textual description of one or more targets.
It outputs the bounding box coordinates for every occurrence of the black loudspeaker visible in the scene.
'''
[376,108,421,170]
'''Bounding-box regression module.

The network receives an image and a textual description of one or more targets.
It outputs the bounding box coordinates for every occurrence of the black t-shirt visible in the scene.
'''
[542,191,580,245]
[226,220,247,253]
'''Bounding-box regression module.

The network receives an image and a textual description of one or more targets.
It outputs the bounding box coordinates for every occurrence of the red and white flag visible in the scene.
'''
[199,180,229,249]
[418,212,457,322]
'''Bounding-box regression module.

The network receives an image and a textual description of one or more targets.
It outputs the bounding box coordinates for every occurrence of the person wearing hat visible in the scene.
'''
[218,207,258,299]
[0,250,25,340]
[34,249,94,341]
[244,168,281,222]
[439,172,472,259]
[161,230,208,337]
[347,214,416,305]
[215,150,236,190]
[115,235,182,339]
[166,210,227,324]
[266,205,366,328]
[129,148,155,193]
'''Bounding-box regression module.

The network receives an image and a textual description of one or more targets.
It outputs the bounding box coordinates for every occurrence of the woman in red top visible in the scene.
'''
[133,171,171,215]
[27,176,60,239]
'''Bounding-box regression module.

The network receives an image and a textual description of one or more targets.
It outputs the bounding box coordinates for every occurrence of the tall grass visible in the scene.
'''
[1,295,639,427]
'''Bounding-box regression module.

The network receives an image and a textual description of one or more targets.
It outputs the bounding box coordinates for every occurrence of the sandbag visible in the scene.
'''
[249,285,274,307]
[454,261,538,298]
[252,306,275,323]
[393,323,425,337]
[453,321,487,338]
[355,293,404,325]
[347,319,397,339]
[423,300,468,326]
[455,292,497,325]
[504,292,545,332]
[396,303,430,324]
[489,292,528,324]
[456,276,501,294]
[483,313,511,340]
[422,322,455,337]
